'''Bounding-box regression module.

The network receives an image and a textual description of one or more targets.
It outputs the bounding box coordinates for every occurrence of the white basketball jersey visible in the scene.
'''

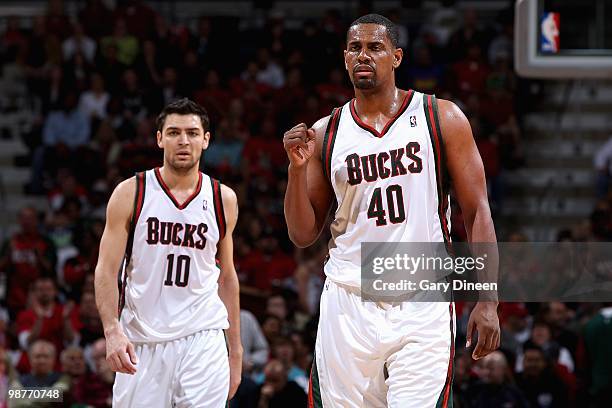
[119,168,229,342]
[323,90,451,288]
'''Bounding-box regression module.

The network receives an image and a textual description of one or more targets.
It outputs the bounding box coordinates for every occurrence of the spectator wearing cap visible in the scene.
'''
[499,303,530,359]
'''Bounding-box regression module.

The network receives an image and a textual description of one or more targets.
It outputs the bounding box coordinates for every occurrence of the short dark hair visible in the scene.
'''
[156,98,210,133]
[348,14,399,48]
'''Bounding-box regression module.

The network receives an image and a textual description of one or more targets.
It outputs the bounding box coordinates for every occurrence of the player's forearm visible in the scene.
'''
[219,271,242,353]
[464,202,499,303]
[94,264,121,334]
[284,165,319,247]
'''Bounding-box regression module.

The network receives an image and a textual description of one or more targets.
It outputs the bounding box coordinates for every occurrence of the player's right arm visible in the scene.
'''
[94,178,138,375]
[283,117,334,248]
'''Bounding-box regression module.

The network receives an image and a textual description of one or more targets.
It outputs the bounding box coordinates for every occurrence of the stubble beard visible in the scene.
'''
[167,155,200,174]
[353,74,377,90]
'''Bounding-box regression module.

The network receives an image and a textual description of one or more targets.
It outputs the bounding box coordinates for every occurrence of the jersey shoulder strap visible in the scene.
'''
[119,171,146,316]
[210,177,226,240]
[321,107,343,181]
[423,94,451,245]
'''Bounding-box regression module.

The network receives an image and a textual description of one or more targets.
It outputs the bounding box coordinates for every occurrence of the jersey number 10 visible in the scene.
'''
[367,184,406,226]
[164,254,190,287]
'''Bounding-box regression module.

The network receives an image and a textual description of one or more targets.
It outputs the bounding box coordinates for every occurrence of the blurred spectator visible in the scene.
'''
[263,336,308,392]
[78,72,110,123]
[425,0,461,48]
[473,118,502,213]
[408,46,444,95]
[63,51,93,94]
[516,341,569,408]
[469,351,529,407]
[240,309,269,375]
[60,345,86,379]
[13,340,70,389]
[15,277,79,371]
[96,42,126,95]
[78,0,113,40]
[256,360,307,407]
[45,0,71,40]
[74,291,103,348]
[447,8,489,62]
[158,67,181,107]
[261,314,282,345]
[539,302,579,358]
[451,42,490,100]
[499,303,530,359]
[1,16,26,58]
[315,67,352,112]
[72,338,114,407]
[583,303,612,407]
[113,0,157,40]
[191,17,215,65]
[63,22,96,63]
[29,91,90,192]
[515,321,574,374]
[0,207,56,316]
[100,19,139,67]
[254,48,285,89]
[119,69,147,125]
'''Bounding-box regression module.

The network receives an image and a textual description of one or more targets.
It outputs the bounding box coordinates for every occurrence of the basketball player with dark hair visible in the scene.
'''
[95,98,242,406]
[284,14,500,407]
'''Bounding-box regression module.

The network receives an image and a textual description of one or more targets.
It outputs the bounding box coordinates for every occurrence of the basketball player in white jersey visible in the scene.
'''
[283,14,500,407]
[94,98,242,407]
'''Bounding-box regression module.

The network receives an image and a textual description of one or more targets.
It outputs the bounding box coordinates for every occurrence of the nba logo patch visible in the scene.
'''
[202,199,208,211]
[410,116,417,127]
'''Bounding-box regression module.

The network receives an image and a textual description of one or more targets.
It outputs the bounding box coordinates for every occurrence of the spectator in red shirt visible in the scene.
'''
[315,67,353,112]
[0,207,56,317]
[15,277,79,372]
[451,42,490,101]
[72,338,114,407]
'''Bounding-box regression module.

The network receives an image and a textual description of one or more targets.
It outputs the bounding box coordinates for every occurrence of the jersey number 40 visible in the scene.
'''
[367,184,406,226]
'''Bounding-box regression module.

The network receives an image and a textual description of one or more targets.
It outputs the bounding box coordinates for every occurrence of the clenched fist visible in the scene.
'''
[283,123,315,168]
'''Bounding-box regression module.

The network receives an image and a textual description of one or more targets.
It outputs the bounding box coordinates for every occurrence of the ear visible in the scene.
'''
[156,130,163,148]
[392,47,403,70]
[202,131,211,150]
[343,50,349,71]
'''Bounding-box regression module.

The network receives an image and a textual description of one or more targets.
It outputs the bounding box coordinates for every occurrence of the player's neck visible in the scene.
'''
[158,165,200,191]
[354,85,402,117]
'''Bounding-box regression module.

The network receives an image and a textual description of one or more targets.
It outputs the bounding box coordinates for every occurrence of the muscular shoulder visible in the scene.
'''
[311,115,331,158]
[436,98,470,133]
[220,184,237,210]
[436,98,473,148]
[220,183,238,228]
[106,177,136,228]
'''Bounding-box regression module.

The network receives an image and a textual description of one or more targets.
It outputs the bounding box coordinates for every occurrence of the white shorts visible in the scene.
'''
[309,279,455,408]
[113,329,229,407]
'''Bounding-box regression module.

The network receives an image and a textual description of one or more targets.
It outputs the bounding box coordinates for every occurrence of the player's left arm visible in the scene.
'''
[438,98,500,360]
[217,184,242,399]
